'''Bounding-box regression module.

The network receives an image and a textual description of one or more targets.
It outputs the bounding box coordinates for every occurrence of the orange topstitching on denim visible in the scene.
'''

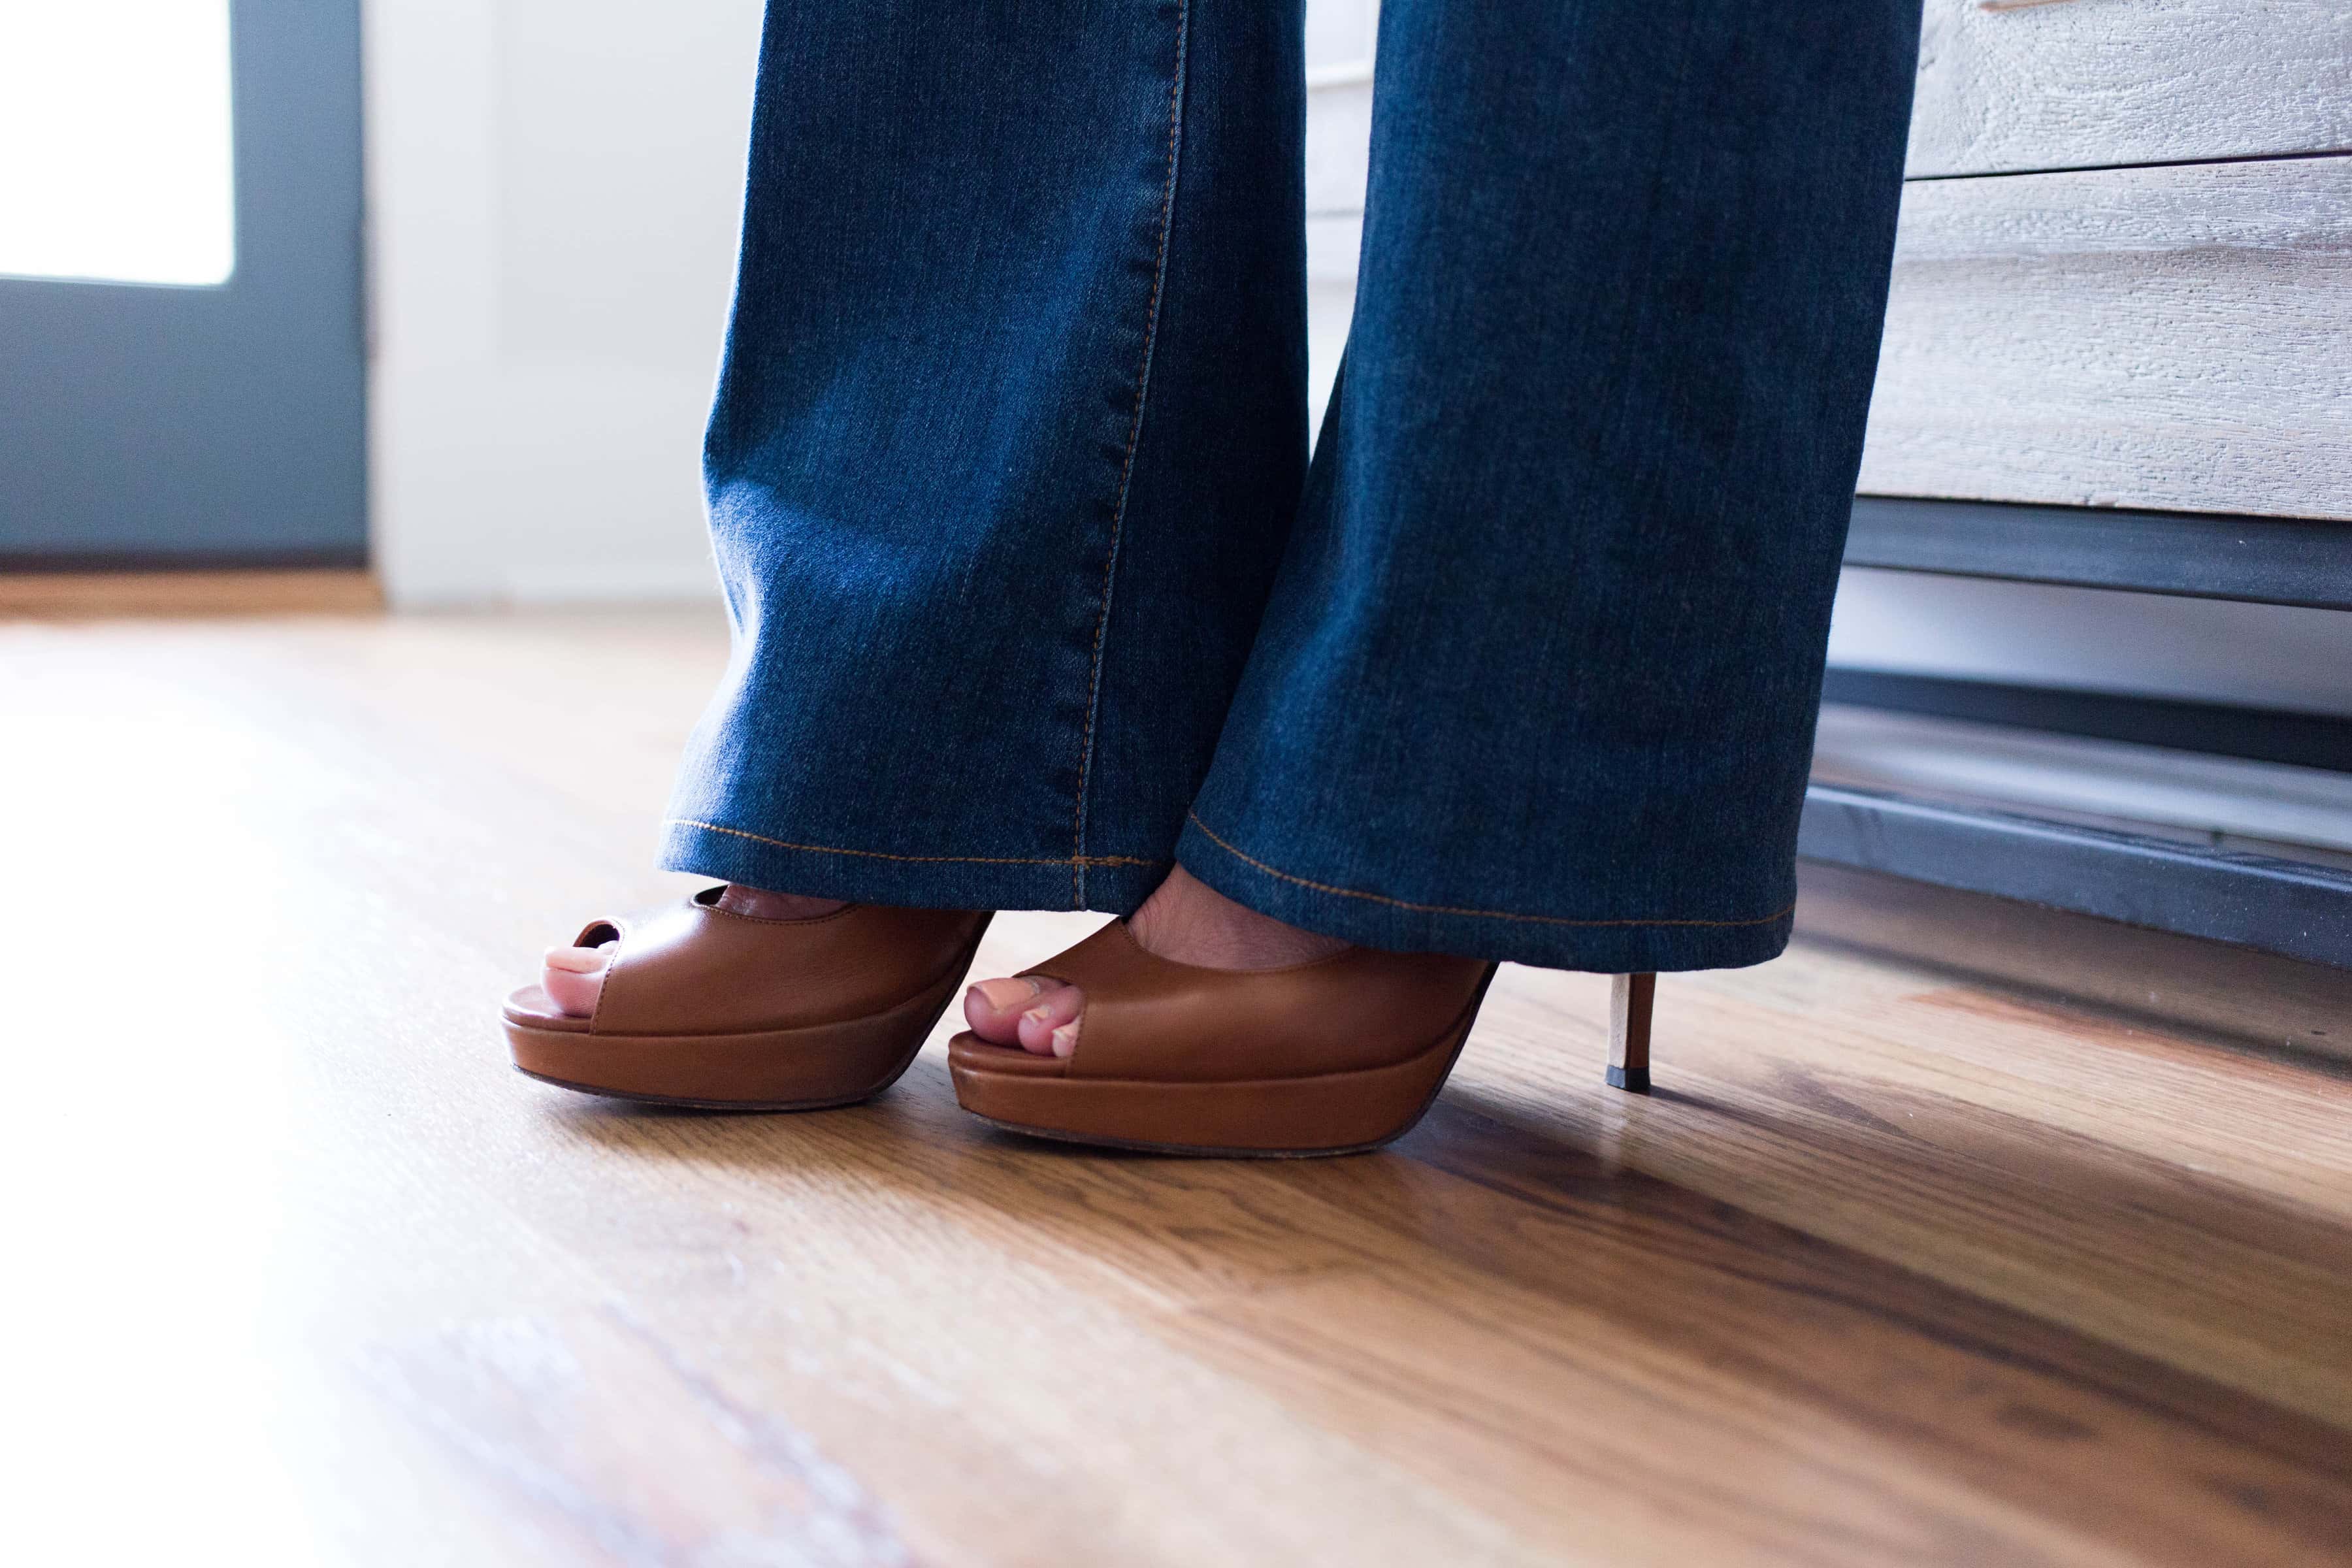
[1070,0,1192,909]
[1185,813,1797,928]
[668,818,1160,870]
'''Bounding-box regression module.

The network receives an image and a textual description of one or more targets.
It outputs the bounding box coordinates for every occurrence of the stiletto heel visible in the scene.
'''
[1606,972,1655,1092]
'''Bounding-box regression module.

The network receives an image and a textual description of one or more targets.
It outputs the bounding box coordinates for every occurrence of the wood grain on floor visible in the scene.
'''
[3,608,2345,1567]
[0,567,382,619]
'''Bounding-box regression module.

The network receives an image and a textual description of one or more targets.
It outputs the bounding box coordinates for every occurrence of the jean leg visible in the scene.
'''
[1178,0,1920,971]
[664,1,1306,912]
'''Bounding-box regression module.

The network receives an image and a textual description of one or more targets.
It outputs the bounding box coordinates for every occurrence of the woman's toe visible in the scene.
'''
[1013,983,1083,1057]
[962,975,1047,1043]
[541,944,611,1017]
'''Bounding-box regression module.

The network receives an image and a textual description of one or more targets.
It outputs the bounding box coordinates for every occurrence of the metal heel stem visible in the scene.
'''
[1607,972,1655,1093]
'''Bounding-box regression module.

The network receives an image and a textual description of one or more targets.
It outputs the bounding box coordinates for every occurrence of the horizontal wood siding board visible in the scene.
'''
[1798,783,2352,969]
[1857,156,2352,521]
[1844,497,2352,610]
[1908,0,2352,179]
[1300,3,2352,203]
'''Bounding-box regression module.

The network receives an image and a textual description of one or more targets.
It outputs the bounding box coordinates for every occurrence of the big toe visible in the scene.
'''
[962,974,1046,1045]
[963,975,1084,1056]
[541,944,611,1018]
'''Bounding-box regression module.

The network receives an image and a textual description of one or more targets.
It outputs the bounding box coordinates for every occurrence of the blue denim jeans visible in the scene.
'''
[662,0,1920,973]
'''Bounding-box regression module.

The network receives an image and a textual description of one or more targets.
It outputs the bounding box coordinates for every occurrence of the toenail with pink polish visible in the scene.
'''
[972,977,1041,1011]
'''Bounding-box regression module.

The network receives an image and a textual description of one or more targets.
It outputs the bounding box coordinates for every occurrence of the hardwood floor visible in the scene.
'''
[0,568,381,618]
[5,606,2347,1566]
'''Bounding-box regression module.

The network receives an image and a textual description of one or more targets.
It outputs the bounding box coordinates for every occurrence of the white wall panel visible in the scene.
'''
[1909,0,2352,178]
[366,0,762,606]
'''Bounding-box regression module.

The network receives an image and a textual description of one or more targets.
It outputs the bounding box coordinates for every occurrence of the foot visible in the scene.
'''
[538,885,847,1017]
[960,866,1350,1056]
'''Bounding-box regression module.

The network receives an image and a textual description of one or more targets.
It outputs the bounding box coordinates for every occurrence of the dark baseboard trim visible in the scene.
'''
[1798,783,2352,970]
[0,546,370,574]
[1820,670,2352,775]
[1846,496,2352,611]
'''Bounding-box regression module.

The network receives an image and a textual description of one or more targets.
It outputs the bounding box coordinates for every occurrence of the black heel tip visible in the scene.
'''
[1605,1065,1651,1094]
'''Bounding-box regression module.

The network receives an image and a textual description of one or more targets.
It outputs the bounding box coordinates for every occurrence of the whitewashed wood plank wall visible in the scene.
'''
[1909,0,2352,177]
[1304,0,2352,524]
[1860,157,2352,521]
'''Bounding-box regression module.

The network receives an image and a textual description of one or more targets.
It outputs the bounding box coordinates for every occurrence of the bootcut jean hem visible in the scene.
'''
[658,816,1171,916]
[1173,812,1796,974]
[663,810,1795,972]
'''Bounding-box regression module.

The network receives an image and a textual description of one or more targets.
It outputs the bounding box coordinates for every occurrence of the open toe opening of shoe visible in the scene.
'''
[947,1034,1070,1077]
[503,983,593,1032]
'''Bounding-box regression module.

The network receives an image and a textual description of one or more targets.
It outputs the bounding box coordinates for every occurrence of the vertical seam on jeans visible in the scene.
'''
[1071,0,1191,910]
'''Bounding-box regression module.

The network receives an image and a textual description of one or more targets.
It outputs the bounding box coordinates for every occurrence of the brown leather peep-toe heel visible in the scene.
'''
[502,888,991,1109]
[946,921,1497,1156]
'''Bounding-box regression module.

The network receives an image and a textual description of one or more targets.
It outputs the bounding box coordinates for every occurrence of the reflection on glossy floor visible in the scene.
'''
[5,606,2349,1566]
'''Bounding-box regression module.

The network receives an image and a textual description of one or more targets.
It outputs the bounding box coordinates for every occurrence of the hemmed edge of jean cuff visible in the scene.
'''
[1173,817,1793,974]
[657,818,1168,915]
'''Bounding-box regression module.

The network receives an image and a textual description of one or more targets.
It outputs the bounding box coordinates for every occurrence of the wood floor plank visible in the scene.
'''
[0,568,381,618]
[1259,1103,2352,1565]
[7,610,2349,1566]
[1466,973,2352,1429]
